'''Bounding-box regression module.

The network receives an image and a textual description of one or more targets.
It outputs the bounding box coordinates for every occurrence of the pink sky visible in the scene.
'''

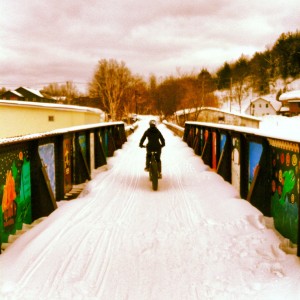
[0,0,299,93]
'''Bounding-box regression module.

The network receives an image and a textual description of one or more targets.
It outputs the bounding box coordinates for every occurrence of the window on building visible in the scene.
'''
[48,116,55,122]
[266,104,269,108]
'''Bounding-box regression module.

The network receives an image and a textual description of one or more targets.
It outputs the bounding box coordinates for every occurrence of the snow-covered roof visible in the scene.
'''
[18,87,46,98]
[279,90,300,101]
[279,106,290,112]
[9,90,24,97]
[0,99,103,114]
[52,96,67,101]
[175,106,261,121]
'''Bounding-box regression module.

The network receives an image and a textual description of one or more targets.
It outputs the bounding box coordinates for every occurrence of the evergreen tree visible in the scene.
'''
[216,63,231,90]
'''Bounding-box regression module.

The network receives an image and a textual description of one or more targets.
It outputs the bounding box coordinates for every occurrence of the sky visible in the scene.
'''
[1,117,300,299]
[0,0,299,93]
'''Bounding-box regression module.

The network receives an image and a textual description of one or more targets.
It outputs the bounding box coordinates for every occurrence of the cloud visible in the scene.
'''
[0,0,299,92]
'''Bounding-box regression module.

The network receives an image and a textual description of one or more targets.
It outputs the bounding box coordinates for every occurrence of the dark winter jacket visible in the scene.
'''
[139,126,165,151]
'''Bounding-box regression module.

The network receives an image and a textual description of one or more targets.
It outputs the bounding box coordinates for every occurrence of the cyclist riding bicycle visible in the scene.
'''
[139,119,165,178]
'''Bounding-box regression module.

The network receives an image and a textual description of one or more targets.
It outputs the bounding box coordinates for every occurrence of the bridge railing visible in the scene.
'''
[184,121,300,256]
[163,120,184,137]
[0,122,128,245]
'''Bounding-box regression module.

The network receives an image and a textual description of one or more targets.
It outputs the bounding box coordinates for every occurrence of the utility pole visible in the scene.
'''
[135,90,138,115]
[229,77,232,112]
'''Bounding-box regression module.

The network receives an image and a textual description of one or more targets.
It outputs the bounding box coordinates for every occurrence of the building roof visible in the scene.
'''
[16,87,46,98]
[0,90,24,98]
[10,90,24,97]
[279,90,300,101]
[0,99,103,114]
[288,99,300,103]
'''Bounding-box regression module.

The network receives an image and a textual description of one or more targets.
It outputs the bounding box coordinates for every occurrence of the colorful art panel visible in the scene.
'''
[79,134,87,159]
[90,132,95,171]
[220,133,227,154]
[0,148,31,243]
[231,137,241,193]
[248,142,263,190]
[38,143,56,197]
[212,132,217,170]
[269,139,299,244]
[200,129,204,153]
[63,138,72,194]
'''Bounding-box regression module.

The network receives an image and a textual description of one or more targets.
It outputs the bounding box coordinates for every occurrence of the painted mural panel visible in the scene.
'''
[192,129,201,154]
[269,139,299,244]
[63,138,72,194]
[231,137,241,193]
[200,129,204,153]
[248,142,263,190]
[0,148,31,243]
[212,132,217,170]
[90,132,95,171]
[220,133,227,154]
[38,143,56,197]
[99,131,107,157]
[79,133,87,159]
[202,129,209,157]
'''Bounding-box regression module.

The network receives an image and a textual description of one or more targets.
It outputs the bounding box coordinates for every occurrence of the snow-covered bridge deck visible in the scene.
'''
[0,119,300,299]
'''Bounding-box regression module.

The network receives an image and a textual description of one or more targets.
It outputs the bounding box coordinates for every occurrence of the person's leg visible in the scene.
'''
[145,152,151,170]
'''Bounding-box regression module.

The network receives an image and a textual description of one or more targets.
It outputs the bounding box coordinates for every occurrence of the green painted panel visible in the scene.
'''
[0,149,31,243]
[270,140,299,244]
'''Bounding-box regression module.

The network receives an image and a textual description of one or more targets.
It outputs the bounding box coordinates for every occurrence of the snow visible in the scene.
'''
[1,117,300,299]
[175,106,261,121]
[279,90,300,101]
[260,115,300,142]
[21,87,47,99]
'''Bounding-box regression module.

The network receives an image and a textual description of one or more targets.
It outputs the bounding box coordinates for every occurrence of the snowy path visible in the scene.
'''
[1,118,300,300]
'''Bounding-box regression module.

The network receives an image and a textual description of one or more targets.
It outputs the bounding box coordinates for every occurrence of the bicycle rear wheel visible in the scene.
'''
[151,160,158,191]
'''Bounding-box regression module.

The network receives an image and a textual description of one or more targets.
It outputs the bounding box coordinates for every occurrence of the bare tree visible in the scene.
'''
[121,75,148,122]
[88,59,133,121]
[41,81,79,103]
[232,55,250,113]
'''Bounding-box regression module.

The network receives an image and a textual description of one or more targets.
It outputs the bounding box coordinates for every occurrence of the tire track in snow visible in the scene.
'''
[164,135,202,232]
[74,146,142,298]
[8,140,142,298]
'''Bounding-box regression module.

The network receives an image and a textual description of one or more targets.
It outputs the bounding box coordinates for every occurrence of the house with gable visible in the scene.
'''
[15,87,55,103]
[0,90,24,101]
[245,96,282,117]
[0,87,55,103]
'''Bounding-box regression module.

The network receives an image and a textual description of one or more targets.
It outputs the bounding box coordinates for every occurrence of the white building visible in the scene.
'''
[245,97,282,117]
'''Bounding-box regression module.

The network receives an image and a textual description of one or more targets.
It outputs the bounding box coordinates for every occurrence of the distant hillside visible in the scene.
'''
[217,77,300,114]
